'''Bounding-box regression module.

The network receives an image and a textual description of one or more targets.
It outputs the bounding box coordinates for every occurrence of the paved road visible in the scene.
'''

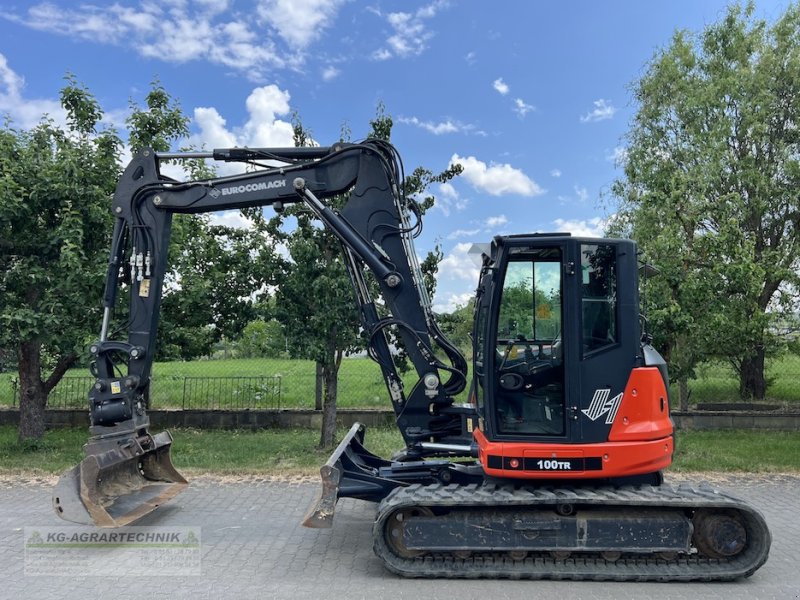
[1,473,798,599]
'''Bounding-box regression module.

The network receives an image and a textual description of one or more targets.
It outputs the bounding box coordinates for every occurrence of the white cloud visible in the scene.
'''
[372,0,448,60]
[188,84,295,176]
[0,54,295,186]
[493,77,509,95]
[465,51,477,65]
[322,65,340,81]
[574,185,589,202]
[447,228,481,240]
[552,217,606,237]
[513,97,535,117]
[256,0,345,49]
[432,182,468,216]
[2,1,347,79]
[450,154,544,197]
[438,182,458,199]
[399,115,483,136]
[580,99,616,123]
[243,85,294,142]
[485,215,508,228]
[438,242,480,282]
[433,291,474,313]
[208,211,256,229]
[399,116,458,135]
[550,169,562,178]
[371,48,393,61]
[0,53,65,128]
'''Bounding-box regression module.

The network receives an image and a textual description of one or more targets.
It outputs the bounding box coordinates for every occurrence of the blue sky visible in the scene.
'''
[0,0,793,311]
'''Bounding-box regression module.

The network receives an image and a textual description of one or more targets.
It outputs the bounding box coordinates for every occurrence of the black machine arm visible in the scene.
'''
[90,140,473,455]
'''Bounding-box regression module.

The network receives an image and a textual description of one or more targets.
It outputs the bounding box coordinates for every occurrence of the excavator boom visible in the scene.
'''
[54,139,474,528]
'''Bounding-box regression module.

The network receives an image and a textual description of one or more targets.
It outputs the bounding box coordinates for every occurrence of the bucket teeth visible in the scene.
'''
[53,430,187,528]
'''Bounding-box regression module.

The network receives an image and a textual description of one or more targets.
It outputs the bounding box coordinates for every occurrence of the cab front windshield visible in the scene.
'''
[494,248,565,436]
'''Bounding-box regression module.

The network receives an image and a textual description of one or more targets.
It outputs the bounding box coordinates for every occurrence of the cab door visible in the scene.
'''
[490,241,570,441]
[575,241,637,444]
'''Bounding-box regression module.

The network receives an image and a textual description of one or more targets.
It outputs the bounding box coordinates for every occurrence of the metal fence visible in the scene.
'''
[179,376,281,409]
[0,357,391,411]
[7,375,282,410]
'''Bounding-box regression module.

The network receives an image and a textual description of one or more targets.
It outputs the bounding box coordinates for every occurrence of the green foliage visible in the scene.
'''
[613,2,800,400]
[0,77,121,372]
[0,76,270,441]
[118,84,278,361]
[497,280,561,341]
[0,76,124,439]
[158,217,279,360]
[436,299,475,356]
[125,79,189,153]
[237,319,287,359]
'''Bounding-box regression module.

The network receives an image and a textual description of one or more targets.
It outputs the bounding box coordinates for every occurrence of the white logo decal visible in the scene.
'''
[582,389,623,424]
[220,180,286,196]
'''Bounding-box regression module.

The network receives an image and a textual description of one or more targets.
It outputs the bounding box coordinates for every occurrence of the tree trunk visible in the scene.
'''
[314,361,323,411]
[739,346,767,400]
[678,378,689,412]
[318,348,344,449]
[17,341,47,442]
[17,343,78,442]
[671,335,691,411]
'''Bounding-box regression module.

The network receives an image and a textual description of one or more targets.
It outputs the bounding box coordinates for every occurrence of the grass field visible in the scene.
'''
[1,352,800,410]
[0,357,427,410]
[679,355,800,404]
[1,426,798,475]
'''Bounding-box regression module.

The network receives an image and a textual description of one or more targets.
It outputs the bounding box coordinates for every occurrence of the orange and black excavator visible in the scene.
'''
[53,139,770,580]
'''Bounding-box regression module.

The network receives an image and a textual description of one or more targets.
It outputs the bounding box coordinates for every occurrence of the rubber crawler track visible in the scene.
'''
[372,482,771,581]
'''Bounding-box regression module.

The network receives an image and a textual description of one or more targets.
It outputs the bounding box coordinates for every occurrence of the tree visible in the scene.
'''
[0,78,121,441]
[237,319,287,359]
[437,299,475,357]
[125,82,278,361]
[612,2,800,402]
[268,106,461,448]
[0,78,251,441]
[158,219,277,360]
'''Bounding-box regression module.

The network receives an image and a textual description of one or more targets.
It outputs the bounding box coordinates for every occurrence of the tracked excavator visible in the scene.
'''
[53,139,770,581]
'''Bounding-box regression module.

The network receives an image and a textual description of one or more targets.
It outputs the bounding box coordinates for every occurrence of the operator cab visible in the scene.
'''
[472,234,640,446]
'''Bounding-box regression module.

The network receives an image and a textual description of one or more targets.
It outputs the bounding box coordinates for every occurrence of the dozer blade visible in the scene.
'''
[302,424,359,529]
[302,422,403,529]
[53,430,187,528]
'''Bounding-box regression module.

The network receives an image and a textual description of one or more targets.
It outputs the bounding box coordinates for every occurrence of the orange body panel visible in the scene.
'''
[608,367,673,441]
[475,367,674,480]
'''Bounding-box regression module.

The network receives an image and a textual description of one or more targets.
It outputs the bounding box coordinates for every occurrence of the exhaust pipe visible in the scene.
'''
[53,430,187,528]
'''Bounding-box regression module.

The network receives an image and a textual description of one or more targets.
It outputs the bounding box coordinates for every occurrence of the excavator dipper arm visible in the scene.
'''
[54,140,475,528]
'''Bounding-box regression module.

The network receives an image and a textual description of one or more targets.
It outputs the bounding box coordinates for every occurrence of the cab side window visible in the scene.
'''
[580,244,618,355]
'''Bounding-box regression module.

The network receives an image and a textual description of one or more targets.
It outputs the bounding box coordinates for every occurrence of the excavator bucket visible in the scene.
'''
[53,430,187,528]
[302,423,401,529]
